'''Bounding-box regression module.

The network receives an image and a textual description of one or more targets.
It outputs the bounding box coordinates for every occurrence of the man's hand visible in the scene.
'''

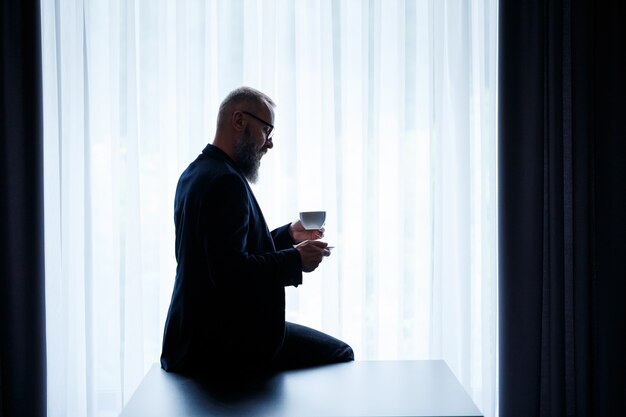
[295,240,330,273]
[289,220,324,243]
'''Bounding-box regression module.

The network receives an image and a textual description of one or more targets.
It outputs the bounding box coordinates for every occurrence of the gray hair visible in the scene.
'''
[217,86,275,127]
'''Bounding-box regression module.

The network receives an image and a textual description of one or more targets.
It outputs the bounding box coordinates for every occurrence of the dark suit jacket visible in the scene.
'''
[160,144,302,373]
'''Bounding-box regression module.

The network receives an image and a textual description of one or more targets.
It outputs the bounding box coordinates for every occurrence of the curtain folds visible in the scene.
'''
[42,1,499,416]
[499,0,626,415]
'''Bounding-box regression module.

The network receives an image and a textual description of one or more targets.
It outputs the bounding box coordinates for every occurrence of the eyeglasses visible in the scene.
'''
[242,111,274,140]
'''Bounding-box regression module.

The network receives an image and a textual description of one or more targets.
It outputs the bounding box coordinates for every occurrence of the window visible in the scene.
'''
[42,1,498,416]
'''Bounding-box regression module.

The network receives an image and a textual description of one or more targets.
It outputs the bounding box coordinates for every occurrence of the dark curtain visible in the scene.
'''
[0,0,46,416]
[499,0,625,416]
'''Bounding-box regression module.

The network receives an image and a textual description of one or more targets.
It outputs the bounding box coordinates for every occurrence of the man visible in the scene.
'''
[161,86,354,376]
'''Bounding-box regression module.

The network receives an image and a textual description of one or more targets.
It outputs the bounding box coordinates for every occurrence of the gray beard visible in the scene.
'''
[233,129,262,183]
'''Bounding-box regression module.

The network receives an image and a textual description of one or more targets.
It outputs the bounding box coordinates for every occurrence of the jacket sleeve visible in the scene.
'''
[201,173,302,288]
[271,223,296,250]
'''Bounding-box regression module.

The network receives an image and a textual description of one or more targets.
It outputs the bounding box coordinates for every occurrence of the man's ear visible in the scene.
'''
[231,110,246,132]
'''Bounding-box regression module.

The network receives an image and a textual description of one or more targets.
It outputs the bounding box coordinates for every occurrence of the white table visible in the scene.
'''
[120,360,483,417]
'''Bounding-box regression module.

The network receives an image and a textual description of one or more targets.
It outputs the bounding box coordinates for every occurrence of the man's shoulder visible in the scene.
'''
[182,153,238,180]
[178,155,247,196]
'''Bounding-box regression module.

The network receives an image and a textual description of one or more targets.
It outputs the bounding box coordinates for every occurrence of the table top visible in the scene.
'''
[120,360,483,417]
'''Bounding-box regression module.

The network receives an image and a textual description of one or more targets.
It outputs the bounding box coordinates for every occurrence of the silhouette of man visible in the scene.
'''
[161,87,354,376]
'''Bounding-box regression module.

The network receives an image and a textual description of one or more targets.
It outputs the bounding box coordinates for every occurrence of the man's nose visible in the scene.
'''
[265,138,274,149]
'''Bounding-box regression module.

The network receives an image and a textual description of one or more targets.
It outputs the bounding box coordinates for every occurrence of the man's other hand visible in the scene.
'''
[289,220,325,243]
[295,240,330,273]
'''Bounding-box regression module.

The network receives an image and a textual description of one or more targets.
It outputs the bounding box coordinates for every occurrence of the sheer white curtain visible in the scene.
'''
[41,0,498,416]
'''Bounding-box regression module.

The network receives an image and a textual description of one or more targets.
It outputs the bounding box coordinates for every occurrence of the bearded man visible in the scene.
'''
[161,87,354,377]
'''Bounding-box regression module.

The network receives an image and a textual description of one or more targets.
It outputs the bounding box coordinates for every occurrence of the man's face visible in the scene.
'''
[233,105,274,183]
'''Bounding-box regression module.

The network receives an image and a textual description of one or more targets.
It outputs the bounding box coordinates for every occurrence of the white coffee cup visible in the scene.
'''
[299,211,326,230]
